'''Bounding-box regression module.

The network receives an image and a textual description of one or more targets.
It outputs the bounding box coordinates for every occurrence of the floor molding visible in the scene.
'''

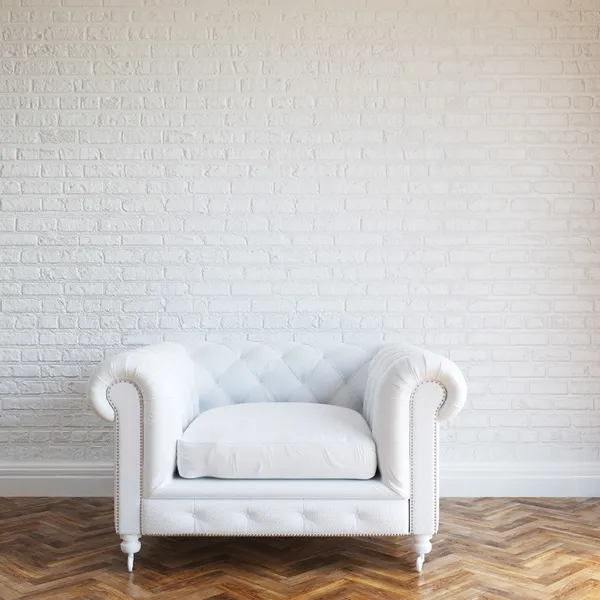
[1,461,599,497]
[0,462,114,497]
[441,462,600,498]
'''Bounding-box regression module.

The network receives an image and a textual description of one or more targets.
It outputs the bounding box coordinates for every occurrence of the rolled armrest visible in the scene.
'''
[364,343,466,426]
[88,342,198,494]
[88,342,196,423]
[363,343,466,500]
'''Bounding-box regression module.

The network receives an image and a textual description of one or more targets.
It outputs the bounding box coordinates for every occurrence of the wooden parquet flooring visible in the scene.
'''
[0,498,599,599]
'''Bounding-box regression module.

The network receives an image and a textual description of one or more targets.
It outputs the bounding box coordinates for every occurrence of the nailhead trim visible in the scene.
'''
[149,532,411,538]
[409,381,446,534]
[106,379,144,534]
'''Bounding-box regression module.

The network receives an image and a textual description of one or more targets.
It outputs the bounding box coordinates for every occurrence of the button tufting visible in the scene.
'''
[143,497,410,537]
[188,342,378,411]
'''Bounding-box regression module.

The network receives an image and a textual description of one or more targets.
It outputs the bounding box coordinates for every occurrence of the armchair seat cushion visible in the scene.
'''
[177,402,378,480]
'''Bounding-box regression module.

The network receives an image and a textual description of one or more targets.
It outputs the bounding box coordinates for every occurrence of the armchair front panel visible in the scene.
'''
[142,498,410,536]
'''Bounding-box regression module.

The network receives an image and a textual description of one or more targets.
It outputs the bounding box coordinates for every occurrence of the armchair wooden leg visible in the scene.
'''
[120,535,141,572]
[412,534,432,573]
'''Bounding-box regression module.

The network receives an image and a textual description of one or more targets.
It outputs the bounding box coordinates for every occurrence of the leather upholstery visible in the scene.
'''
[88,340,467,540]
[142,498,409,536]
[363,343,467,498]
[151,476,402,500]
[186,341,380,416]
[108,381,142,536]
[177,402,377,480]
[89,342,198,495]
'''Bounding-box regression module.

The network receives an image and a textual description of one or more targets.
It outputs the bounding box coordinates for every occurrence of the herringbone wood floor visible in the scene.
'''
[0,498,599,599]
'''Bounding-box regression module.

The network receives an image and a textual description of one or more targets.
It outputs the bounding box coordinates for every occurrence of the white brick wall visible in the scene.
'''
[1,0,599,466]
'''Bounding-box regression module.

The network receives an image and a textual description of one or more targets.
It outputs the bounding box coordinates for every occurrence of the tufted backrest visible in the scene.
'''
[183,342,381,420]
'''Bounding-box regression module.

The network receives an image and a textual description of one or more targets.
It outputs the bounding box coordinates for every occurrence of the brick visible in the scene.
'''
[0,0,597,465]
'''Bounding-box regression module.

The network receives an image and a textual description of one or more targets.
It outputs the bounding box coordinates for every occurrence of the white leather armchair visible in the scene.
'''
[88,341,466,573]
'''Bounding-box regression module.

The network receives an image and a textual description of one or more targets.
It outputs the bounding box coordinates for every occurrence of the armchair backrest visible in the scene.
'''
[184,342,381,417]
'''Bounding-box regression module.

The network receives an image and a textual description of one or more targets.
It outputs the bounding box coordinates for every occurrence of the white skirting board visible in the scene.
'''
[0,461,599,498]
[440,462,600,498]
[0,462,114,497]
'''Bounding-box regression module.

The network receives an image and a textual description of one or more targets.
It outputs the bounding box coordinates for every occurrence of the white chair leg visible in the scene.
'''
[412,534,432,573]
[120,534,141,572]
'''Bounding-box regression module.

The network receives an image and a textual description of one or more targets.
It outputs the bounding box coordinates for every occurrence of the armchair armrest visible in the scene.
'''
[363,344,466,533]
[88,342,197,497]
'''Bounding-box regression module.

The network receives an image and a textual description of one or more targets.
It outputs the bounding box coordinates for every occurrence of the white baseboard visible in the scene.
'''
[0,462,114,497]
[1,461,599,498]
[441,462,600,498]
